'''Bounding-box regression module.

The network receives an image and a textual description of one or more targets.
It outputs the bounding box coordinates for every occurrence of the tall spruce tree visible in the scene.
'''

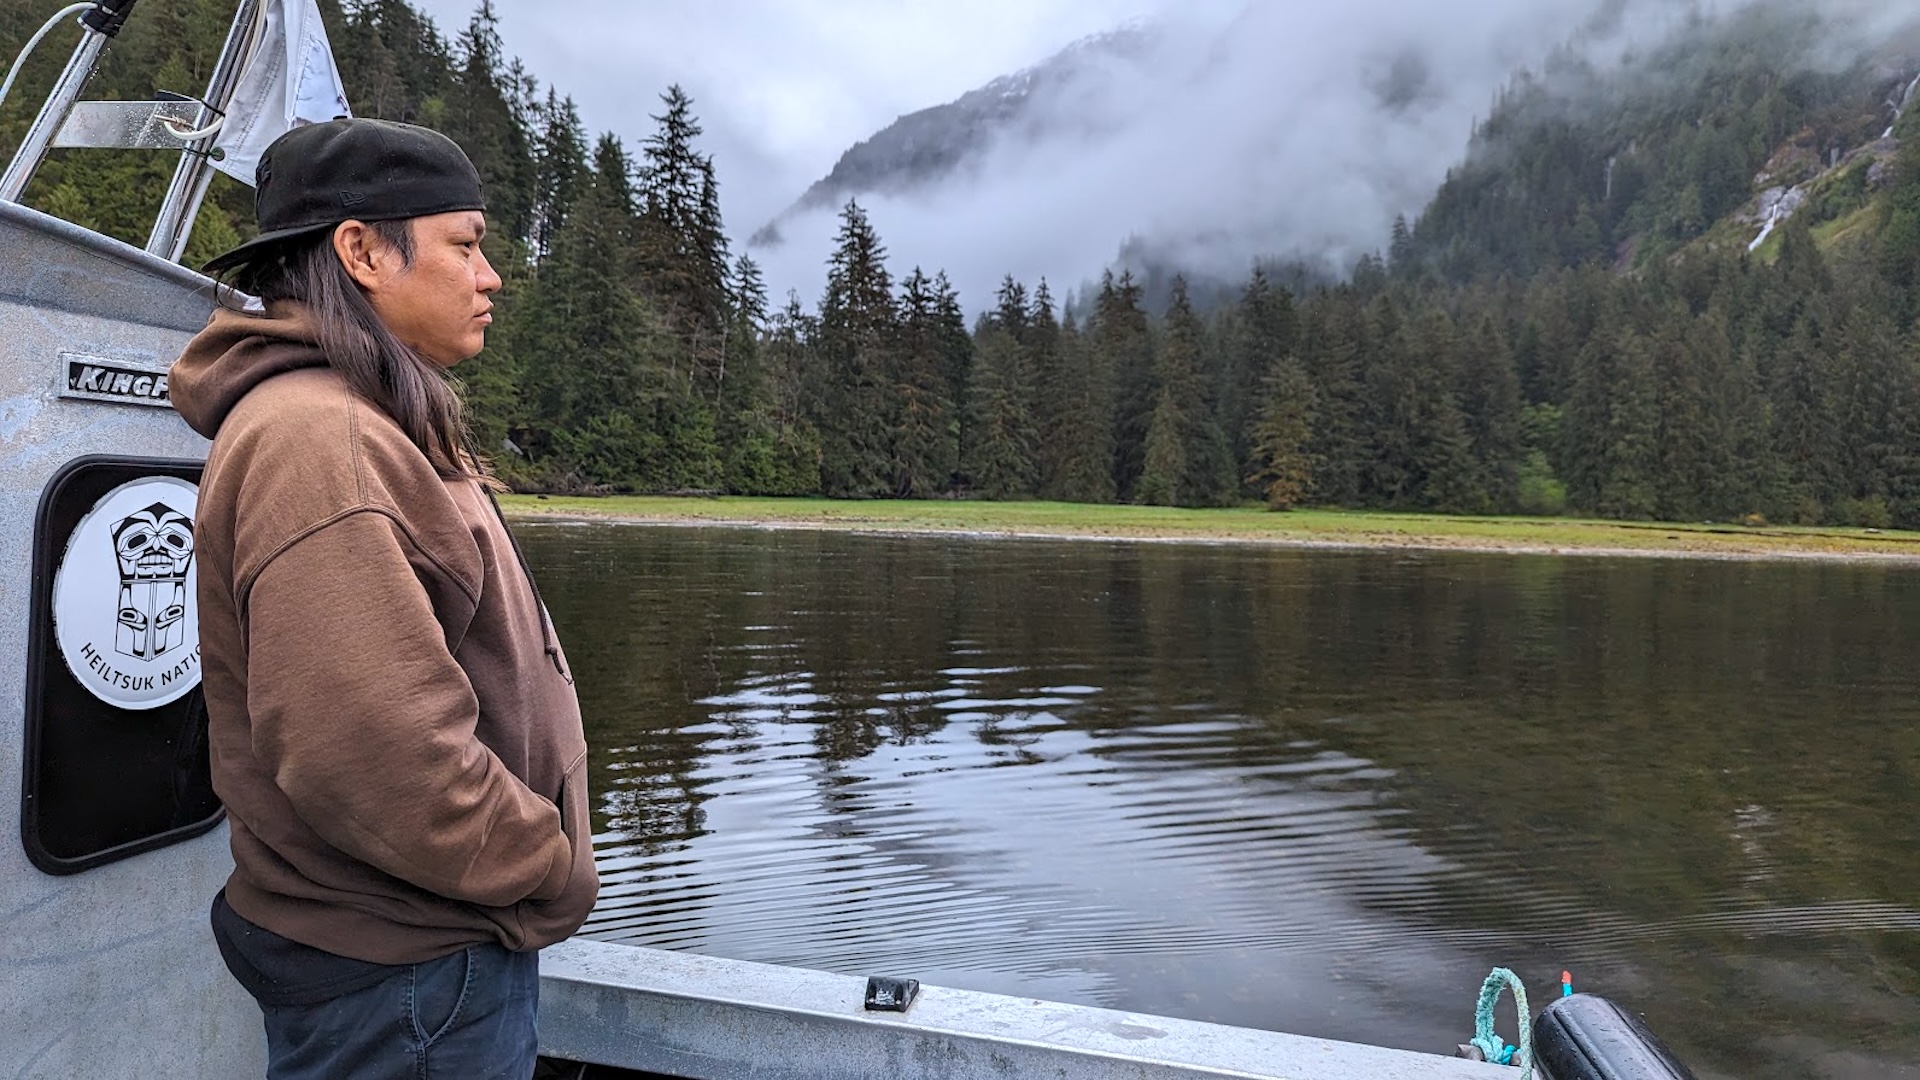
[963,322,1039,499]
[816,201,900,497]
[1456,315,1524,512]
[931,272,975,435]
[1227,268,1301,490]
[756,294,828,495]
[1045,310,1118,502]
[1096,271,1156,500]
[445,2,535,253]
[636,86,731,402]
[530,91,588,262]
[1136,278,1234,507]
[1359,301,1476,510]
[1246,354,1317,510]
[1026,281,1070,495]
[1646,312,1717,521]
[893,269,960,496]
[515,134,664,487]
[1565,314,1660,519]
[1296,289,1369,505]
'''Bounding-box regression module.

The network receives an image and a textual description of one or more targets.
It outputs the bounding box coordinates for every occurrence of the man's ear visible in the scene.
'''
[332,220,392,292]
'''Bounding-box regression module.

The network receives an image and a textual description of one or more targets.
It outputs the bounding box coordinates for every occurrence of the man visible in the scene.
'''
[169,118,598,1080]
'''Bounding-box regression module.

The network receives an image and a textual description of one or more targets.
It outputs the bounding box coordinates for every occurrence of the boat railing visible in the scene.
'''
[537,938,1508,1080]
[1,0,263,261]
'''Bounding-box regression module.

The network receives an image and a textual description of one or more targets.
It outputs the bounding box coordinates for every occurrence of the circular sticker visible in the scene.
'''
[52,476,201,710]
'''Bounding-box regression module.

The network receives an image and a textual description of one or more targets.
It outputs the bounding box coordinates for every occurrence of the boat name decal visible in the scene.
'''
[60,353,173,408]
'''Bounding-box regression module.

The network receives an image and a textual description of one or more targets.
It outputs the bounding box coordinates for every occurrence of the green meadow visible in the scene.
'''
[499,496,1920,562]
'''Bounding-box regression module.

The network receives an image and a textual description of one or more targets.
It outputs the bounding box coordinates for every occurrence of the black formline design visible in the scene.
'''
[22,455,224,876]
[110,501,195,662]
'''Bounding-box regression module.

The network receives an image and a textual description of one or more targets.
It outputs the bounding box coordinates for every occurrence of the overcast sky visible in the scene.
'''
[403,0,1591,304]
[401,0,1917,309]
[407,0,1161,237]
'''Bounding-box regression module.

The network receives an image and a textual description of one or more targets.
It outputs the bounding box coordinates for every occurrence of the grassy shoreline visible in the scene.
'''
[496,495,1920,563]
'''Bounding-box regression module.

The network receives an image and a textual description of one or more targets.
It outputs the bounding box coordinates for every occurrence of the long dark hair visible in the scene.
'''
[219,220,485,479]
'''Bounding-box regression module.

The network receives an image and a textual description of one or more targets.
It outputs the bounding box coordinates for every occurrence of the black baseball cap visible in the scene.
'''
[202,118,486,273]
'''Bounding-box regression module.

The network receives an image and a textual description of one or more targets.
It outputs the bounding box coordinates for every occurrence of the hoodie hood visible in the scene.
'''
[170,301,327,439]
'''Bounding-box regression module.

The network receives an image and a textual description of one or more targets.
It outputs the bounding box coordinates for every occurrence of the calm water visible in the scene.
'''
[519,523,1920,1080]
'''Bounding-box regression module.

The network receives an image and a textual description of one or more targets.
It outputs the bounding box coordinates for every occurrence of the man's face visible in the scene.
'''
[358,210,501,366]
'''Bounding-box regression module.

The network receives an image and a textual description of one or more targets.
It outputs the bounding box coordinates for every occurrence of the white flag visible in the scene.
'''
[211,0,352,186]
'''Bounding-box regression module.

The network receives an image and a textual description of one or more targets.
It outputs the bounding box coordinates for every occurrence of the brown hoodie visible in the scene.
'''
[171,302,597,964]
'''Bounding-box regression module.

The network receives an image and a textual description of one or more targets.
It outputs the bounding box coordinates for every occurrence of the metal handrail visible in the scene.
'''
[0,2,132,201]
[0,0,265,264]
[147,0,263,260]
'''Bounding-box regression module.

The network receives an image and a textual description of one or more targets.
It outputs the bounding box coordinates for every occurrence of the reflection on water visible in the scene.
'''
[519,524,1920,1080]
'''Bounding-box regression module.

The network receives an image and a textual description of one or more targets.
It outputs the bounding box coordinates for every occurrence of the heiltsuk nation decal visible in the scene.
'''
[52,476,201,710]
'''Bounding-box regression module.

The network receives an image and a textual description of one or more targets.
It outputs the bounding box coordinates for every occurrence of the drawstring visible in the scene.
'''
[484,486,571,684]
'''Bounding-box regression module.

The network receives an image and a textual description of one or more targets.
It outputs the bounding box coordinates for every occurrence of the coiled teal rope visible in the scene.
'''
[1470,967,1533,1077]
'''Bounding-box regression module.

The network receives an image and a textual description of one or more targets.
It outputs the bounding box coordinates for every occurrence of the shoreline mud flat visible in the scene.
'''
[499,498,1920,566]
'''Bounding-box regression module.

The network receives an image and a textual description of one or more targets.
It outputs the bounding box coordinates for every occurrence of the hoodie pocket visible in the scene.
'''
[534,751,590,904]
[557,754,582,849]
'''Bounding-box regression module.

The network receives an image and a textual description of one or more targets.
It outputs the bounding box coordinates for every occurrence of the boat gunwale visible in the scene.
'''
[0,199,219,332]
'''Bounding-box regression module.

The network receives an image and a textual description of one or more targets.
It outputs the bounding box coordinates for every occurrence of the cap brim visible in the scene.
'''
[199,220,340,274]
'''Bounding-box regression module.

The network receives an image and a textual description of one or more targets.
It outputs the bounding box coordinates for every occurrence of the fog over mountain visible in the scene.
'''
[748,0,1918,309]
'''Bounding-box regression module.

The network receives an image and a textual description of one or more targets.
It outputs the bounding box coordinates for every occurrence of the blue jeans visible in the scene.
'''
[212,893,540,1080]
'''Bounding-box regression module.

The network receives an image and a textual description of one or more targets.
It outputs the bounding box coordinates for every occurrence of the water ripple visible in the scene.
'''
[523,526,1920,1078]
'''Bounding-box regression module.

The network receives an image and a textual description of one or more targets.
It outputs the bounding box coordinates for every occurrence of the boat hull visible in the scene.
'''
[0,201,259,1078]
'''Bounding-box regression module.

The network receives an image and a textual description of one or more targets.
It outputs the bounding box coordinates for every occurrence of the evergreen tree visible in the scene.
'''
[716,264,822,495]
[1246,355,1317,510]
[1360,301,1476,510]
[1564,316,1659,519]
[1136,278,1234,507]
[1027,281,1070,494]
[1646,313,1717,521]
[1297,289,1370,506]
[515,134,664,487]
[334,0,452,123]
[1097,271,1156,500]
[892,269,960,496]
[754,294,828,495]
[1045,311,1118,502]
[1767,300,1843,522]
[816,201,900,497]
[931,272,975,433]
[994,276,1032,343]
[962,323,1039,499]
[636,85,731,405]
[1228,268,1301,491]
[1876,135,1920,325]
[1456,315,1524,512]
[445,1,536,254]
[530,91,588,262]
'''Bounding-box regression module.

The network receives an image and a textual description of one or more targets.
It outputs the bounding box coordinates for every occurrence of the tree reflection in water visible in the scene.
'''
[521,524,1920,1080]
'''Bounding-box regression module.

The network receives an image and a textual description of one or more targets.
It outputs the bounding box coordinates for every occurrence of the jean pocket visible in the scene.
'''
[409,947,476,1049]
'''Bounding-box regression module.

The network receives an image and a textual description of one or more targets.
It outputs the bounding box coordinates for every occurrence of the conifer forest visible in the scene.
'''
[9,0,1920,528]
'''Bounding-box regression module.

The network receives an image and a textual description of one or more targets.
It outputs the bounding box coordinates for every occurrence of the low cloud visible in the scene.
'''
[751,0,1920,312]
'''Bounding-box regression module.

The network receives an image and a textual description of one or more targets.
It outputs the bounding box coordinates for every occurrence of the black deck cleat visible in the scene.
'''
[864,976,920,1013]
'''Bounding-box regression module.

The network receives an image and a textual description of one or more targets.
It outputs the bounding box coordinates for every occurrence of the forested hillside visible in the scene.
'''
[7,0,1920,525]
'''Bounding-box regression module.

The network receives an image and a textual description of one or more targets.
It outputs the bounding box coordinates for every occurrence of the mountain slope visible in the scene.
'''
[749,24,1155,247]
[1401,4,1920,281]
[757,2,1920,303]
